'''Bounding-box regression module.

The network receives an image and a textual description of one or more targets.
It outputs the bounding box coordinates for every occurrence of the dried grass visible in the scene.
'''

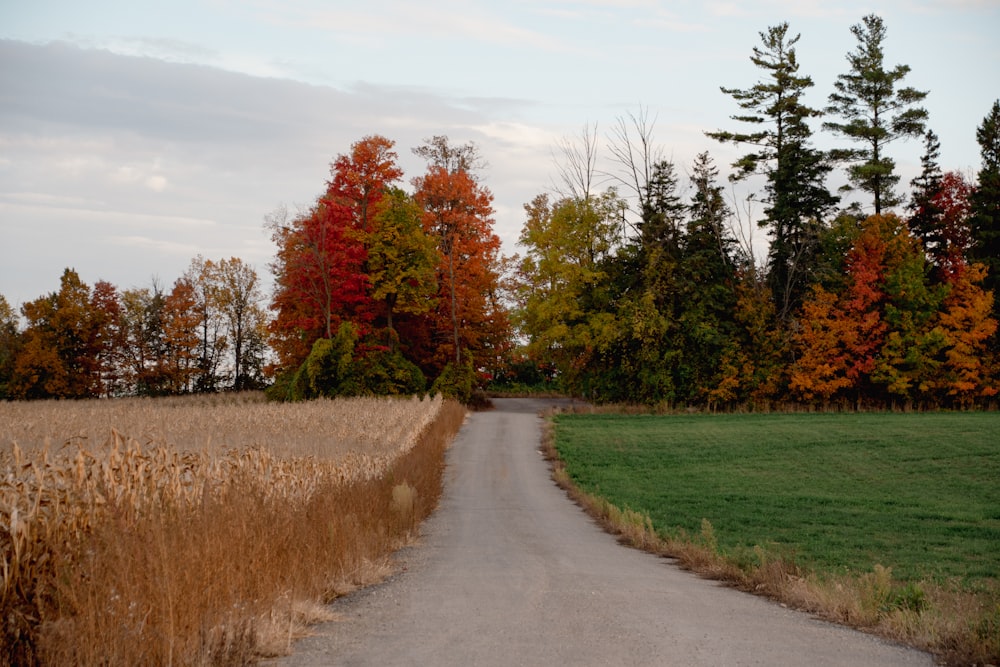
[0,393,466,666]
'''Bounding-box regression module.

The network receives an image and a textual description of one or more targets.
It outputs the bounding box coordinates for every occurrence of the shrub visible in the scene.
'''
[431,358,476,404]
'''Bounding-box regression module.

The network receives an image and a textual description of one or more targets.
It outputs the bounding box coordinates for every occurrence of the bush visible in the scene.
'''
[431,358,476,405]
[355,347,427,396]
[270,324,427,401]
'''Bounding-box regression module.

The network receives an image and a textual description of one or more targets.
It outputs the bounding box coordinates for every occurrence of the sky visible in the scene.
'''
[2,0,998,311]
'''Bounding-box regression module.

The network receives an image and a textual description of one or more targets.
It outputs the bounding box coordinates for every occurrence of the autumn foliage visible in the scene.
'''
[2,115,998,407]
[265,135,510,402]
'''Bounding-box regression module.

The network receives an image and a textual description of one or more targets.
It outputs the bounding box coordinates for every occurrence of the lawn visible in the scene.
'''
[552,412,1000,584]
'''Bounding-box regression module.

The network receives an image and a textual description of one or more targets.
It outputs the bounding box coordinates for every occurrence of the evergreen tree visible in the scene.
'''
[907,129,944,253]
[825,14,929,215]
[639,159,686,309]
[707,22,836,320]
[678,153,739,403]
[0,295,21,399]
[969,99,1000,328]
[688,152,733,253]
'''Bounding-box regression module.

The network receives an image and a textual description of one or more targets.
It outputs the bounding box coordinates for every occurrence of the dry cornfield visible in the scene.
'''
[0,393,465,666]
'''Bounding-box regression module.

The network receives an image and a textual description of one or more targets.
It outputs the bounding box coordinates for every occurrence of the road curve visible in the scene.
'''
[274,398,934,666]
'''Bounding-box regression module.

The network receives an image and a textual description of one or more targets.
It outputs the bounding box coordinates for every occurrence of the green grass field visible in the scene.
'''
[553,412,1000,584]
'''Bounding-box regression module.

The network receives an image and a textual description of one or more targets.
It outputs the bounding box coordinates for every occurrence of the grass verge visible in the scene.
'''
[543,410,1000,666]
[2,397,466,666]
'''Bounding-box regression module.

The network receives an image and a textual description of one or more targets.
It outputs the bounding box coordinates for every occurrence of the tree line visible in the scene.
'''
[1,14,997,408]
[511,15,999,408]
[0,257,268,398]
[0,135,511,402]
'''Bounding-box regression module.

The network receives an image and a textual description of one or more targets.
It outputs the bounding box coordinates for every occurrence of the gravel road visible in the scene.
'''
[273,398,934,666]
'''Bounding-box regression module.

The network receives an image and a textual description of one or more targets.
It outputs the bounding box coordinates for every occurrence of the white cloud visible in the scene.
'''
[108,235,205,255]
[145,175,168,192]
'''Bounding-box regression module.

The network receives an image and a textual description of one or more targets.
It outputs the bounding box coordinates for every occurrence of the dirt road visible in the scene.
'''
[275,398,933,666]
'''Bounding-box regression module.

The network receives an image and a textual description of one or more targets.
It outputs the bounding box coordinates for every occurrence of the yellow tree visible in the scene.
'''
[516,191,624,395]
[934,261,998,405]
[183,256,228,391]
[367,187,438,346]
[210,257,267,390]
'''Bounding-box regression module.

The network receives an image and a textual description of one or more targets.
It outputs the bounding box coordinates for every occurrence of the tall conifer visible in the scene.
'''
[825,14,928,215]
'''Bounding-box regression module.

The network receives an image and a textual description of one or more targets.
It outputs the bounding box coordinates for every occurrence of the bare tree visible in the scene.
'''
[604,106,663,213]
[413,135,485,175]
[551,123,600,201]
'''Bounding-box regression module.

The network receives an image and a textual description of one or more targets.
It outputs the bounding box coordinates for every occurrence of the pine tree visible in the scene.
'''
[907,129,944,252]
[707,22,836,320]
[678,152,739,403]
[825,14,929,215]
[969,99,1000,328]
[639,159,686,311]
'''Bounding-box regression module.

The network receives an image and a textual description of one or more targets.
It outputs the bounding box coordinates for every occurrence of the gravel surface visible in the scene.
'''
[270,398,935,666]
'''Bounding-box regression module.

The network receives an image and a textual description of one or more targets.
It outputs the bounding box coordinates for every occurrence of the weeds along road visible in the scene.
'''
[274,398,934,667]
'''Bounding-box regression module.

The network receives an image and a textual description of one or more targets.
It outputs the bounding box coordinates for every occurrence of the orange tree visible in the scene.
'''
[410,139,510,379]
[9,269,108,399]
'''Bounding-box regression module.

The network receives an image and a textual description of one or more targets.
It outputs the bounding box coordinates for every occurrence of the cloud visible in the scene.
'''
[261,1,566,53]
[0,39,554,308]
[146,175,168,192]
[109,235,206,256]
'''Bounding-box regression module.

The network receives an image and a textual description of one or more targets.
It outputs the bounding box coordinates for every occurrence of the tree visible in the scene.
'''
[267,197,369,372]
[327,134,403,233]
[117,281,171,396]
[640,159,686,279]
[183,256,228,392]
[211,257,267,390]
[606,107,662,216]
[791,214,962,406]
[934,262,997,405]
[516,190,625,397]
[969,99,1000,333]
[368,187,438,343]
[89,280,123,396]
[707,22,836,319]
[825,14,929,215]
[413,135,484,175]
[10,269,104,399]
[552,123,600,201]
[926,172,974,280]
[677,152,740,403]
[789,285,855,402]
[726,267,788,404]
[161,277,202,393]
[907,129,944,250]
[412,137,506,371]
[0,295,22,398]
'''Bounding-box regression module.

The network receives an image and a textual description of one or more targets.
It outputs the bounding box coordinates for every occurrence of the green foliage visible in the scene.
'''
[516,190,627,398]
[354,345,427,396]
[970,99,1000,344]
[298,322,359,399]
[553,412,1000,583]
[368,186,438,333]
[431,357,476,404]
[824,14,929,214]
[0,295,20,399]
[276,322,426,401]
[707,22,836,319]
